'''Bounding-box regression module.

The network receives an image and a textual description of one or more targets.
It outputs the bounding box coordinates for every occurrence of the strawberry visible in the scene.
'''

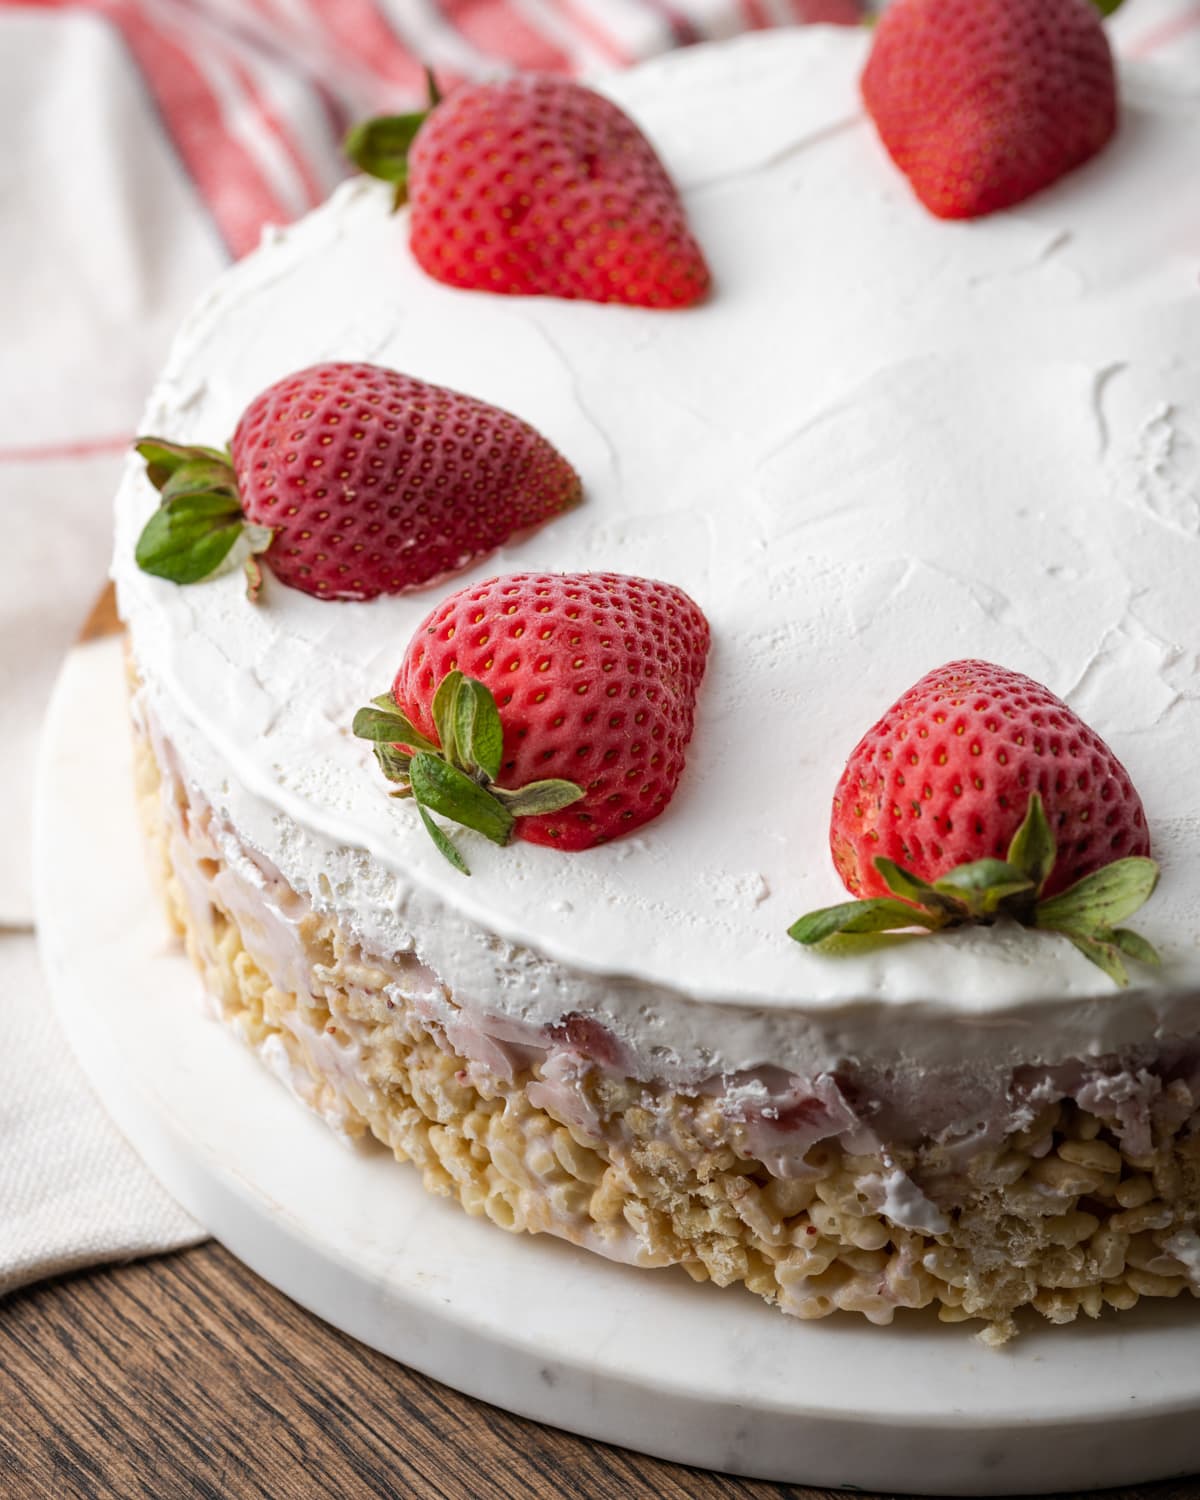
[345,74,710,309]
[831,660,1149,897]
[134,361,581,602]
[861,0,1119,221]
[790,661,1160,987]
[353,571,710,871]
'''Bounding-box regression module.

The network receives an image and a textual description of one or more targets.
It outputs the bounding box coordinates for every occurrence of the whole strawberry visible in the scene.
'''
[346,75,710,309]
[790,661,1160,987]
[353,571,710,871]
[861,0,1118,220]
[134,362,581,601]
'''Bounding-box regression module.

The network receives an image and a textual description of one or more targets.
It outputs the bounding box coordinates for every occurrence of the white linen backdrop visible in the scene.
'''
[2,0,1197,1295]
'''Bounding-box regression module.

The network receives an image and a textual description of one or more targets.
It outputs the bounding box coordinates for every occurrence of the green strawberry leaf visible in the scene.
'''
[136,441,194,490]
[160,458,239,503]
[1065,932,1130,987]
[352,702,439,754]
[357,674,585,869]
[873,857,942,908]
[138,488,241,525]
[135,437,194,471]
[135,437,233,492]
[431,670,463,766]
[934,858,1027,894]
[344,70,439,206]
[408,752,514,846]
[134,436,248,589]
[344,111,429,205]
[135,493,246,586]
[788,787,1158,987]
[352,706,408,741]
[1006,793,1057,894]
[1092,0,1126,17]
[454,676,504,783]
[372,742,413,785]
[1111,927,1161,967]
[490,779,585,817]
[933,859,1034,917]
[416,801,470,875]
[1034,857,1159,934]
[788,898,943,946]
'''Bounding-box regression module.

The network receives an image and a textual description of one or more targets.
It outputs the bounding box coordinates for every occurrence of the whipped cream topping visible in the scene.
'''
[114,28,1200,1080]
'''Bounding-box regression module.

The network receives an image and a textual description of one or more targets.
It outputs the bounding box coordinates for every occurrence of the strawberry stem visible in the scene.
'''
[344,70,440,210]
[788,793,1161,987]
[353,672,584,874]
[133,437,273,599]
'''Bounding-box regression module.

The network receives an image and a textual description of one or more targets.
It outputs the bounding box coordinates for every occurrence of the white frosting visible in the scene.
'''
[113,28,1200,1081]
[862,1168,950,1237]
[1162,1228,1200,1288]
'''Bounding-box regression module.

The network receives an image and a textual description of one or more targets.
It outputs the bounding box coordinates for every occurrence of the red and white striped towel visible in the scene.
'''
[2,0,1197,1295]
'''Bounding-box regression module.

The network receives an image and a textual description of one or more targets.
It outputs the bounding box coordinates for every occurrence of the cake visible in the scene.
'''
[112,25,1200,1341]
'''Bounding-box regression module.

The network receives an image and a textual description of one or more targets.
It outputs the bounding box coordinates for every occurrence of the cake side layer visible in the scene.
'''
[133,692,1200,1341]
[113,28,1200,1054]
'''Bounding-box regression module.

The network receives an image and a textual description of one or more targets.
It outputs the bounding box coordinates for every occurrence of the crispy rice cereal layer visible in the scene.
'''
[133,711,1200,1342]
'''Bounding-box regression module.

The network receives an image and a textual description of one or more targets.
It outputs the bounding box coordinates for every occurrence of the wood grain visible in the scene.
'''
[0,1242,1196,1500]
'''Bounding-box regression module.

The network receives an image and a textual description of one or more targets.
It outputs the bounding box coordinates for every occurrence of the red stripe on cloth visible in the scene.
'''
[227,51,325,210]
[440,0,573,72]
[788,0,863,20]
[201,0,365,137]
[0,436,131,463]
[19,0,298,257]
[554,0,635,64]
[294,0,429,93]
[175,0,333,210]
[313,76,355,146]
[1126,2,1200,57]
[635,0,701,46]
[738,0,772,27]
[119,0,298,255]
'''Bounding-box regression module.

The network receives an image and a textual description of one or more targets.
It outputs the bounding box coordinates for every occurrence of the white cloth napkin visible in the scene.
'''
[0,936,204,1297]
[3,0,1197,1298]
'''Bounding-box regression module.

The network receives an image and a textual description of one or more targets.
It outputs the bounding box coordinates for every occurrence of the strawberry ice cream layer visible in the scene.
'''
[133,693,1200,1339]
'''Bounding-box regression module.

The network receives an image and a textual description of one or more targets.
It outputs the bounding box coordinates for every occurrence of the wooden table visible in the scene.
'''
[0,1241,1196,1500]
[3,589,1193,1498]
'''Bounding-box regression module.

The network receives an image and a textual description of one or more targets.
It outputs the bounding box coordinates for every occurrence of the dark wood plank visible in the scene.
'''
[0,1243,823,1500]
[0,1242,1196,1500]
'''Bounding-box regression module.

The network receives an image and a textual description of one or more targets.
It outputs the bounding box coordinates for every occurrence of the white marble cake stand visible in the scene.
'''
[32,635,1200,1495]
